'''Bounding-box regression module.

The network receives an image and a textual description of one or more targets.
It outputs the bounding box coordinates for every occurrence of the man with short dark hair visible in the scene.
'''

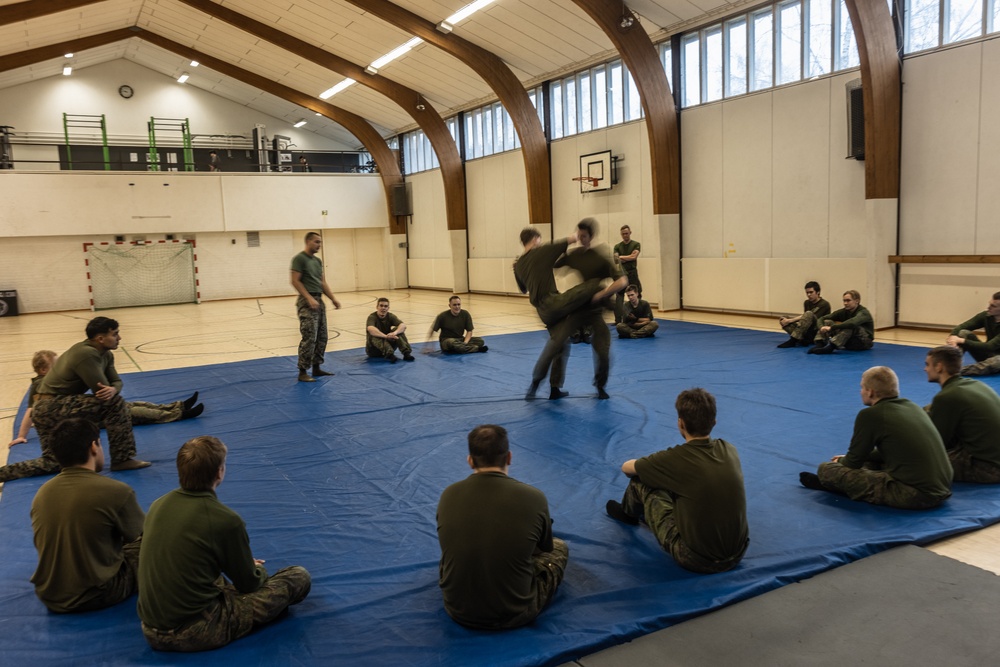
[554,219,628,398]
[427,295,488,354]
[514,225,621,400]
[1,317,149,483]
[606,388,749,573]
[437,424,568,629]
[366,297,414,362]
[138,436,311,652]
[946,292,1000,376]
[616,285,659,339]
[30,418,144,613]
[925,346,1000,483]
[613,224,641,323]
[777,281,831,348]
[808,290,874,354]
[290,231,341,382]
[800,366,953,508]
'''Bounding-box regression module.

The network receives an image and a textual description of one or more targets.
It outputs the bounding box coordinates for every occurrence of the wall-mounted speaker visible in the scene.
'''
[391,182,412,216]
[846,79,865,161]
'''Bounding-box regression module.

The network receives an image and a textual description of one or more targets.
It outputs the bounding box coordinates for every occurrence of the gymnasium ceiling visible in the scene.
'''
[0,0,756,147]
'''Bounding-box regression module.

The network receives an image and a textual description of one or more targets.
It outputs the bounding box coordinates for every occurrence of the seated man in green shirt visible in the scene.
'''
[946,291,1000,376]
[30,418,144,613]
[437,424,568,629]
[616,284,659,339]
[808,290,874,355]
[800,366,953,509]
[606,388,749,573]
[138,436,311,652]
[777,281,831,348]
[366,297,414,362]
[925,346,1000,483]
[426,295,488,354]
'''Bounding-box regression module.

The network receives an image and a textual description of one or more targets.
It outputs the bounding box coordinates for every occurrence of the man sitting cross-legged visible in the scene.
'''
[800,366,953,509]
[426,295,488,354]
[615,284,659,339]
[366,297,415,363]
[30,418,144,613]
[437,424,568,629]
[605,388,749,573]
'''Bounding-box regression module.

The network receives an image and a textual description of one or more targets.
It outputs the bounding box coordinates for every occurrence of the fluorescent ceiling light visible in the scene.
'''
[370,37,422,70]
[446,0,495,25]
[64,52,74,58]
[436,21,453,33]
[319,78,355,99]
[365,65,378,75]
[62,65,72,76]
[177,72,190,83]
[293,119,307,128]
[190,60,199,67]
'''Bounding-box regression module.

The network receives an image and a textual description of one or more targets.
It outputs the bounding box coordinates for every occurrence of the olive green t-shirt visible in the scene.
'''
[290,251,324,294]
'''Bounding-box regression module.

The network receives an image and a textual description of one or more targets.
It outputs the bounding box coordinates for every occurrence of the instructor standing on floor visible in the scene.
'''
[291,232,341,382]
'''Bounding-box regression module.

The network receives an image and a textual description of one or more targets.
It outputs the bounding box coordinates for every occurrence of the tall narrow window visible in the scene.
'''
[625,67,643,120]
[835,0,861,68]
[493,103,504,152]
[777,0,802,85]
[565,78,577,136]
[473,109,484,159]
[904,0,940,52]
[944,0,983,43]
[579,73,592,132]
[594,66,609,129]
[704,25,724,102]
[661,43,674,94]
[726,18,748,96]
[681,33,701,107]
[610,61,625,125]
[482,106,494,155]
[751,9,774,91]
[807,0,832,76]
[989,0,999,33]
[551,81,564,140]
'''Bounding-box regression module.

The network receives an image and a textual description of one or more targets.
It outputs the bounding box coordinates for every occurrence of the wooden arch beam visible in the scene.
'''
[0,28,135,72]
[136,30,406,232]
[570,1,678,214]
[176,0,466,232]
[843,0,901,199]
[0,0,105,26]
[342,0,552,226]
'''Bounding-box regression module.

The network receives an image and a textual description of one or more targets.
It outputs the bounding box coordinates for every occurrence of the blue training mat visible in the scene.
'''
[2,321,1000,666]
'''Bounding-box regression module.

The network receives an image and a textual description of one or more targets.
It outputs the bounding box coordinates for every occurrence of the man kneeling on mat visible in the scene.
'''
[800,366,953,509]
[606,388,749,573]
[437,424,568,629]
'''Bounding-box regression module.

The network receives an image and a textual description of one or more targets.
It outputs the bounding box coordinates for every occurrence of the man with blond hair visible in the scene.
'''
[800,366,953,509]
[138,436,311,652]
[808,290,873,355]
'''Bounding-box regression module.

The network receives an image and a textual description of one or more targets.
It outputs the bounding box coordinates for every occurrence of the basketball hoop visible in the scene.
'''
[572,176,599,188]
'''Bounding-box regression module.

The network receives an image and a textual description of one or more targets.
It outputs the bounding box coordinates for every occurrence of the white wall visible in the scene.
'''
[405,168,453,290]
[897,37,1000,327]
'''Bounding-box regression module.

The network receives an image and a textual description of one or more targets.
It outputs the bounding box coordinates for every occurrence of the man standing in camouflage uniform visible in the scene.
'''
[613,225,641,324]
[0,317,149,484]
[138,436,311,652]
[800,366,953,509]
[946,291,1000,376]
[777,281,831,347]
[606,388,749,573]
[290,232,341,382]
[808,290,873,354]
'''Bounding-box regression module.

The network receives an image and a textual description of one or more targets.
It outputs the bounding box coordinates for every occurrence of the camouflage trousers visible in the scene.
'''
[366,332,412,358]
[531,280,605,388]
[616,320,659,338]
[783,311,819,342]
[956,331,1000,376]
[440,336,486,354]
[296,295,328,370]
[492,538,569,630]
[622,479,746,574]
[614,272,641,323]
[814,318,874,350]
[817,461,948,509]
[142,566,312,652]
[128,400,183,425]
[1,393,136,483]
[42,536,142,613]
[948,446,1000,484]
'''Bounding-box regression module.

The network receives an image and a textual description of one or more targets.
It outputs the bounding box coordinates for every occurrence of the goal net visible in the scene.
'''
[87,241,198,310]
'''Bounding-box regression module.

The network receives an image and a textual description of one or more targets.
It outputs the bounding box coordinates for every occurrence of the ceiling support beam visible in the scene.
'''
[342,0,552,227]
[176,0,466,232]
[843,0,901,199]
[0,0,106,27]
[570,1,679,215]
[0,28,134,72]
